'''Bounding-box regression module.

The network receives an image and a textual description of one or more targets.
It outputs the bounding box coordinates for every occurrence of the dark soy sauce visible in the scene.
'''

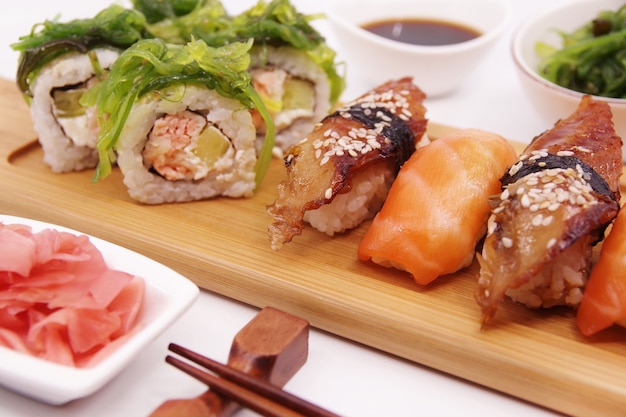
[362,19,482,46]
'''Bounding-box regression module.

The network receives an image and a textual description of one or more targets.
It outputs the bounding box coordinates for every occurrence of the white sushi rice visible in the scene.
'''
[250,45,332,155]
[29,48,119,172]
[304,163,394,236]
[505,238,590,309]
[115,85,257,204]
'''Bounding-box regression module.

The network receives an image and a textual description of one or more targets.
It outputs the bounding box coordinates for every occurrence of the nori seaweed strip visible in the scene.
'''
[17,37,133,97]
[501,154,618,204]
[325,104,415,171]
[12,5,148,97]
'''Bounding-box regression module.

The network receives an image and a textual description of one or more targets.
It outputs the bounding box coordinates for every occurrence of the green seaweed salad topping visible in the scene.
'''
[537,5,626,98]
[83,38,275,186]
[11,5,148,98]
[139,0,346,104]
[132,0,232,44]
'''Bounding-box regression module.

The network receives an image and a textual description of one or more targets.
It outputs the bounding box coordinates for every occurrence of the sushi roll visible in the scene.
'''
[577,208,626,336]
[247,44,337,155]
[11,5,148,173]
[187,0,346,155]
[241,0,345,154]
[357,128,518,285]
[87,38,275,204]
[476,95,622,325]
[267,77,428,250]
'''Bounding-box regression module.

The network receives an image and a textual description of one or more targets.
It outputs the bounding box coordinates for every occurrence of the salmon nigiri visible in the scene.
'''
[357,128,517,286]
[476,95,622,325]
[577,208,626,336]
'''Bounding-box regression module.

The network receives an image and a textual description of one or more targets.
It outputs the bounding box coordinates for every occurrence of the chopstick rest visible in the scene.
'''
[167,343,340,417]
[150,306,315,417]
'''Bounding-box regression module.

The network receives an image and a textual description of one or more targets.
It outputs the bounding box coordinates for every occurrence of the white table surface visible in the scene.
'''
[0,1,567,416]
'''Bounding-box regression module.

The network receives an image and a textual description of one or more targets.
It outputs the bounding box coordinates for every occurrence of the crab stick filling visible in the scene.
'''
[142,110,232,181]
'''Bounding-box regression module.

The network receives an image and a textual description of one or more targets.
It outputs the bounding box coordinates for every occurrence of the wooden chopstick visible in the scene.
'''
[167,343,341,417]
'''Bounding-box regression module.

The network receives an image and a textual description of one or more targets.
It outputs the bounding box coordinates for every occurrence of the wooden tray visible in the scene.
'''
[1,77,625,416]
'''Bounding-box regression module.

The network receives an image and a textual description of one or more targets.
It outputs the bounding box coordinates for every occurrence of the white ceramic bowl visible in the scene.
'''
[512,0,626,161]
[0,215,199,405]
[326,0,512,97]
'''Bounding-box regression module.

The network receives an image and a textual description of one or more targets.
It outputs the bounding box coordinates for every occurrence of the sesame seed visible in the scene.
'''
[548,202,560,211]
[502,237,513,248]
[526,177,539,186]
[324,187,333,199]
[487,215,497,235]
[576,194,588,205]
[508,161,523,176]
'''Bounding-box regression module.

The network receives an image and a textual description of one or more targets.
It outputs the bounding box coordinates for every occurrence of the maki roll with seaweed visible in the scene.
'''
[164,0,346,155]
[87,38,275,204]
[267,77,428,250]
[476,95,622,325]
[12,5,148,173]
[233,0,345,155]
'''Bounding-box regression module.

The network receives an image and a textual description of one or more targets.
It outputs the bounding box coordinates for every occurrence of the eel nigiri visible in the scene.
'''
[357,128,518,286]
[476,95,622,325]
[267,77,428,250]
[576,208,626,336]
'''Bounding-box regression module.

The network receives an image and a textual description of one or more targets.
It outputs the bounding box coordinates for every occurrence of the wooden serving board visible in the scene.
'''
[2,77,626,416]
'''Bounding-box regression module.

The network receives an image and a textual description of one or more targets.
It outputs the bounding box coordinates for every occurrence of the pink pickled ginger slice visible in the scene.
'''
[0,227,36,277]
[0,222,145,367]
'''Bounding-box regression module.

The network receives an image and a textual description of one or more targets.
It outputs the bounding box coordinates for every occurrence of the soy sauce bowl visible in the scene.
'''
[327,0,512,97]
